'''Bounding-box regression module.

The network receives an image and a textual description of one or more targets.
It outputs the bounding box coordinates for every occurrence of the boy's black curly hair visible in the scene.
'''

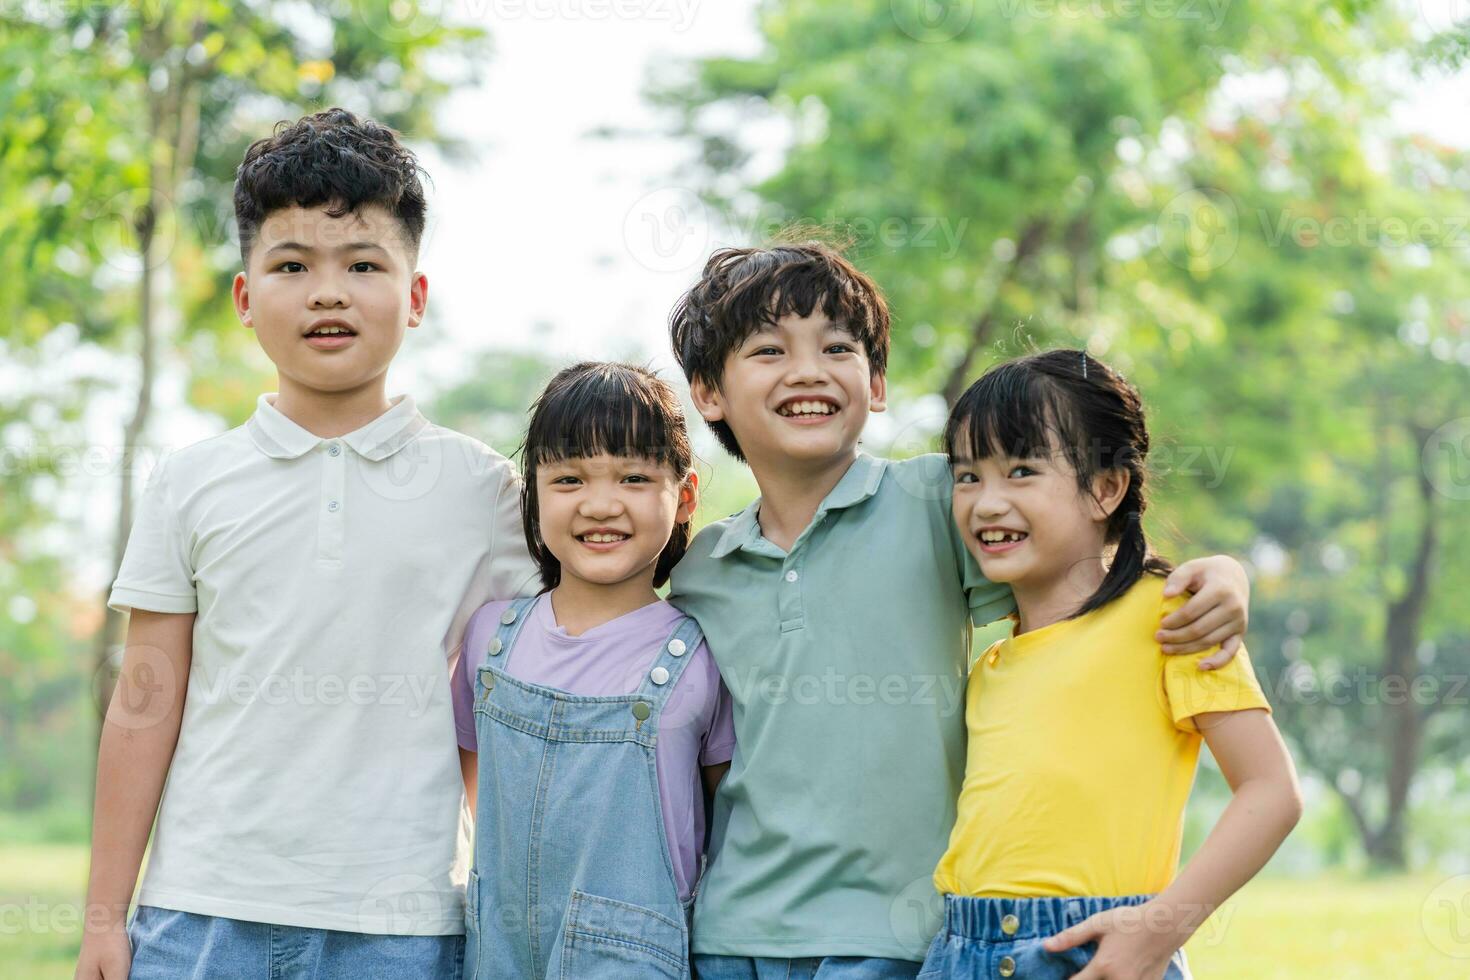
[233,107,428,265]
[668,239,890,461]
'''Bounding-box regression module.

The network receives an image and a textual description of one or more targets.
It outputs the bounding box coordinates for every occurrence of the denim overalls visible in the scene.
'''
[464,595,704,980]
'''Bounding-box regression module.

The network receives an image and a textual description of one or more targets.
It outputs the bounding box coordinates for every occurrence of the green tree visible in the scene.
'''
[654,0,1470,868]
[0,0,488,813]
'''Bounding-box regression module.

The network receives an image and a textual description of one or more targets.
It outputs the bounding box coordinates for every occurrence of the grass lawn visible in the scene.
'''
[4,845,1466,978]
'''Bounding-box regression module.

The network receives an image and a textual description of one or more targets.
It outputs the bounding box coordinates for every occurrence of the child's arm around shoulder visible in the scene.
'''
[76,610,194,980]
[1043,706,1302,978]
[1158,555,1251,668]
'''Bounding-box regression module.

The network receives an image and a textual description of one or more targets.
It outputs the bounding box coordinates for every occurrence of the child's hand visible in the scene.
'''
[74,928,131,980]
[1042,901,1182,979]
[1158,555,1250,668]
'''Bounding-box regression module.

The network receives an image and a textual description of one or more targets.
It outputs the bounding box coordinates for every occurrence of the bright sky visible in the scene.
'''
[402,0,768,395]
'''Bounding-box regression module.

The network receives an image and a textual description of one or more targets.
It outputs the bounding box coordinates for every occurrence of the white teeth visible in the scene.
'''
[779,400,836,417]
[311,326,351,335]
[582,532,628,543]
[979,530,1027,544]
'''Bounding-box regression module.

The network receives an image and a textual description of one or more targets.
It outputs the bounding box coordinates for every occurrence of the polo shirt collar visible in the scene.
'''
[710,451,887,559]
[245,393,429,461]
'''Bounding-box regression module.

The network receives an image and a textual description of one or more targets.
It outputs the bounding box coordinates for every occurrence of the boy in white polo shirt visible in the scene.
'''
[74,109,535,980]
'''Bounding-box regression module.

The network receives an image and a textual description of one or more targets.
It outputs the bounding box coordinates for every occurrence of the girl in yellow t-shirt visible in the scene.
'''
[919,349,1302,980]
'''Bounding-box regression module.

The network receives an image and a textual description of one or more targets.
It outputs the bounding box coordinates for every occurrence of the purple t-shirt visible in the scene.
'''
[451,594,736,901]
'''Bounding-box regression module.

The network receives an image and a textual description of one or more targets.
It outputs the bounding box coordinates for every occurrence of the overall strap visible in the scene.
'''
[633,615,706,711]
[484,594,540,672]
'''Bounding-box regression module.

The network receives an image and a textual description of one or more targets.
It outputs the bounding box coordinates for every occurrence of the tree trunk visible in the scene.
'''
[940,218,1049,406]
[1367,424,1439,869]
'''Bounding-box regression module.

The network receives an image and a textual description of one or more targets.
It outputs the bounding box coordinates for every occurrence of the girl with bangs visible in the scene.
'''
[449,362,734,980]
[919,350,1301,980]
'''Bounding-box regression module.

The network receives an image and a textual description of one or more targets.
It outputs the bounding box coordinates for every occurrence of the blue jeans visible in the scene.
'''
[127,905,464,979]
[693,954,921,979]
[917,895,1192,979]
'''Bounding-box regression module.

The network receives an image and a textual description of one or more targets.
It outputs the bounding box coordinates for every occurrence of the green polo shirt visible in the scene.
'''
[669,452,1015,961]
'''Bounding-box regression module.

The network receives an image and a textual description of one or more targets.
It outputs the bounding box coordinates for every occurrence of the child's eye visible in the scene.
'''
[622,474,651,484]
[751,346,782,357]
[825,343,855,354]
[276,261,305,273]
[1008,465,1036,478]
[954,471,978,484]
[550,476,581,486]
[349,261,380,272]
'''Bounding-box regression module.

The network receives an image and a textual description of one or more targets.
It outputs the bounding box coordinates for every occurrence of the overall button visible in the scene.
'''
[784,570,799,583]
[500,608,518,625]
[327,443,341,457]
[326,500,340,512]
[650,666,670,686]
[997,955,1016,977]
[667,638,687,657]
[631,701,651,721]
[1000,913,1019,935]
[488,638,503,656]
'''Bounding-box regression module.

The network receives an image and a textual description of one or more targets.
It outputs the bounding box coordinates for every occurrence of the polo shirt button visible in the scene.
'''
[488,638,503,656]
[327,500,339,512]
[785,570,799,583]
[667,639,687,657]
[1001,913,1019,935]
[998,955,1016,977]
[650,666,670,685]
[327,443,341,457]
[499,608,518,626]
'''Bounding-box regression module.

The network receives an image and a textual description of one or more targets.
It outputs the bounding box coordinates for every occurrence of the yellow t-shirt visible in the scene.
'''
[933,574,1270,899]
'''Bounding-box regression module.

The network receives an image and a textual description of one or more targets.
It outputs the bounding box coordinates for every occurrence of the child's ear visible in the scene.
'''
[233,271,253,328]
[407,271,429,329]
[689,377,725,423]
[1090,468,1131,522]
[676,469,700,524]
[868,370,888,413]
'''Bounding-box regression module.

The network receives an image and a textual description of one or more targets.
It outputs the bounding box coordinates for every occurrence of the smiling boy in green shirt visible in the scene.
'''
[666,242,1251,978]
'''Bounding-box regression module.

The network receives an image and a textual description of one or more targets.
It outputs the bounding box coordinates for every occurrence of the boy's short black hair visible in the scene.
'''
[520,362,694,591]
[234,107,427,265]
[668,239,890,461]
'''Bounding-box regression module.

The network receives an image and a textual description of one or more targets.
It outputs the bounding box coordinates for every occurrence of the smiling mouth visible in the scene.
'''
[304,325,357,338]
[577,532,630,546]
[776,399,839,418]
[978,530,1028,544]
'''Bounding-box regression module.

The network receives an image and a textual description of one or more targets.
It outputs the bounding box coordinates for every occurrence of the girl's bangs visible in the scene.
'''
[945,364,1074,464]
[526,367,683,469]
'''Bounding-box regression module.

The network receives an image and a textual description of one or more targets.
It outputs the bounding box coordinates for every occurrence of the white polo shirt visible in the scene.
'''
[109,393,538,934]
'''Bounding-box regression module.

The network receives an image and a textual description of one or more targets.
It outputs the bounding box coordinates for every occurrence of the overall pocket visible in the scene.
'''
[463,868,482,980]
[548,889,688,979]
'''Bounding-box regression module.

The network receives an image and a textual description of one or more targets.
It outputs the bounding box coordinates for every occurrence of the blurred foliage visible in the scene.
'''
[652,0,1470,867]
[0,0,486,821]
